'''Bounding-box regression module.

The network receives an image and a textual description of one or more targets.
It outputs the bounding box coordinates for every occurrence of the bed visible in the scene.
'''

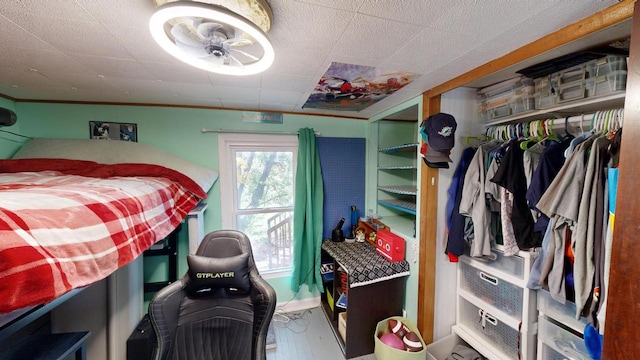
[0,138,218,358]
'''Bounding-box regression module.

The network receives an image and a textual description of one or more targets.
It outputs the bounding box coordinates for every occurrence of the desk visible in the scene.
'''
[321,240,410,359]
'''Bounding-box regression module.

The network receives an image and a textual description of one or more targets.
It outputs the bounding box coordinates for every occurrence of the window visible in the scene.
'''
[218,134,297,273]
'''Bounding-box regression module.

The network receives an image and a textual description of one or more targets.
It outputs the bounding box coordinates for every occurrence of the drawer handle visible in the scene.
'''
[479,271,499,286]
[477,309,498,328]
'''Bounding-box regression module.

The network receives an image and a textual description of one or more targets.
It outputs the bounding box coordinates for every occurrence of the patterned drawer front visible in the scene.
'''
[460,262,523,318]
[463,250,525,280]
[458,297,521,359]
[537,289,587,333]
[538,315,589,360]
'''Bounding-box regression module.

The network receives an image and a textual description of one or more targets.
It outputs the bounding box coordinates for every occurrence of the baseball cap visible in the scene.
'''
[420,142,451,169]
[424,113,457,151]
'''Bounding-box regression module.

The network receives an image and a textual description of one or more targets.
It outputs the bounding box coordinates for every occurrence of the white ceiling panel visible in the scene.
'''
[0,0,623,119]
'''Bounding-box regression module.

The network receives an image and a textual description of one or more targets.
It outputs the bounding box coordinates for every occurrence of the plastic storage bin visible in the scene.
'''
[538,315,589,360]
[463,250,525,280]
[593,70,628,97]
[593,55,627,76]
[426,333,475,360]
[458,297,522,360]
[537,289,587,333]
[459,261,524,318]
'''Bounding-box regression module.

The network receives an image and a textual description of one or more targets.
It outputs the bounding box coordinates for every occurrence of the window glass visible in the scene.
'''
[219,135,297,273]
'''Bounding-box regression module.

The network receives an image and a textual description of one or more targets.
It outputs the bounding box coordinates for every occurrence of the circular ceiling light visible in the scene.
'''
[150,1,275,76]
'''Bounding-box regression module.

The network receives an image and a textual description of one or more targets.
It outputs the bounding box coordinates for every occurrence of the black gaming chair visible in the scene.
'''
[149,230,277,360]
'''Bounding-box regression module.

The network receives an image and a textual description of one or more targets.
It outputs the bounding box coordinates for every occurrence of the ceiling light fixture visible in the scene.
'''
[149,0,275,76]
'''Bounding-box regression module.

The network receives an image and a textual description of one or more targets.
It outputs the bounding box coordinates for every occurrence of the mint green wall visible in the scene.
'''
[367,96,423,325]
[0,98,21,158]
[10,102,367,304]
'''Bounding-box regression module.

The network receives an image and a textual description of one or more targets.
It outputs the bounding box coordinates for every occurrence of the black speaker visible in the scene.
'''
[127,314,156,360]
[0,108,16,126]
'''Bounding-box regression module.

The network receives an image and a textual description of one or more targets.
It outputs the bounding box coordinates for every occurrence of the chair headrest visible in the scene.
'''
[186,253,251,294]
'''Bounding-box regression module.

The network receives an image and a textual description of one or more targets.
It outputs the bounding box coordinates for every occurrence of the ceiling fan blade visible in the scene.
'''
[175,41,209,58]
[197,22,223,39]
[228,54,245,67]
[170,22,204,47]
[230,48,259,61]
[224,37,253,46]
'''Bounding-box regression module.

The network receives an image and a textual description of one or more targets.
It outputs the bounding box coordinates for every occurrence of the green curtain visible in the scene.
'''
[291,128,324,292]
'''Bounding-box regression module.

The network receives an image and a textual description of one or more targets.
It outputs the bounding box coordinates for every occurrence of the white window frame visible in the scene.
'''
[218,134,298,277]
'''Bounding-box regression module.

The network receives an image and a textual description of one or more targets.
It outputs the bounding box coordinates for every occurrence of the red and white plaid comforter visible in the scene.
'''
[0,159,205,313]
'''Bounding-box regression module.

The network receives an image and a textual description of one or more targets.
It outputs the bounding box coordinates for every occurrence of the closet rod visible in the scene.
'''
[201,128,321,136]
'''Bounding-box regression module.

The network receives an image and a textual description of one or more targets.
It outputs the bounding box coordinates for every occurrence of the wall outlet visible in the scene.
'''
[402,309,407,318]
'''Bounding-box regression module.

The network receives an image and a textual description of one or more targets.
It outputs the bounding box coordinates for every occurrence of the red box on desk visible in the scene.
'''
[375,230,405,262]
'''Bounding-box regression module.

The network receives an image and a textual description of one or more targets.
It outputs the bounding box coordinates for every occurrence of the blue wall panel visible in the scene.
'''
[317,137,365,239]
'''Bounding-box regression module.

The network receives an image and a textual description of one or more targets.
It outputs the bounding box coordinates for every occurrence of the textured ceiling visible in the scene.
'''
[0,0,621,119]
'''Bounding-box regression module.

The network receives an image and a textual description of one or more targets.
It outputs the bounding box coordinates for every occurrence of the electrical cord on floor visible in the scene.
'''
[271,252,322,333]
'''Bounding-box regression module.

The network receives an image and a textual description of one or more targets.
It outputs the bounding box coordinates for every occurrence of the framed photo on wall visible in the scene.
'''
[89,121,137,142]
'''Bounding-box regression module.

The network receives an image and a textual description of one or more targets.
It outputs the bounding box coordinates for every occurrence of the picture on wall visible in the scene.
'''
[89,121,137,142]
[302,62,418,112]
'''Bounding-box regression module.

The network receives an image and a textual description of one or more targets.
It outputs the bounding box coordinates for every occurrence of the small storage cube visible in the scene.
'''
[534,76,558,95]
[538,315,589,360]
[593,70,628,97]
[488,103,512,119]
[535,93,557,109]
[459,261,524,318]
[458,297,523,359]
[558,82,586,103]
[556,64,587,86]
[512,95,536,114]
[594,55,628,76]
[537,289,587,333]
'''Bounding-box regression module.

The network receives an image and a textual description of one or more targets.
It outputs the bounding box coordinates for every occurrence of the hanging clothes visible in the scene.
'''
[573,136,610,320]
[491,140,540,250]
[459,141,501,257]
[526,136,574,233]
[445,147,477,260]
[536,135,596,304]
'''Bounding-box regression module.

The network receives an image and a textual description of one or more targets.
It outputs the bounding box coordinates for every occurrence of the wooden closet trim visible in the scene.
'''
[417,0,634,346]
[602,1,640,356]
[417,94,441,343]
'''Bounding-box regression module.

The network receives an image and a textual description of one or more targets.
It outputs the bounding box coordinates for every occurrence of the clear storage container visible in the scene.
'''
[537,289,587,333]
[538,315,590,360]
[459,261,523,318]
[458,297,522,360]
[463,250,525,280]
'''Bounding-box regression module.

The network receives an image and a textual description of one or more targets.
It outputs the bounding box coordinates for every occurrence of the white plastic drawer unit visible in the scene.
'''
[462,249,526,280]
[538,315,589,360]
[458,297,522,360]
[537,289,587,334]
[459,261,524,318]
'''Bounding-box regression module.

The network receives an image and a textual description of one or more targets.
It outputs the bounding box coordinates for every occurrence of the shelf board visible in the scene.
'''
[377,199,416,216]
[377,185,417,196]
[378,143,419,154]
[483,91,625,125]
[377,165,417,170]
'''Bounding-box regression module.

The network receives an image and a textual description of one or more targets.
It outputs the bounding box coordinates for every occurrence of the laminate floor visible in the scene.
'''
[266,306,376,360]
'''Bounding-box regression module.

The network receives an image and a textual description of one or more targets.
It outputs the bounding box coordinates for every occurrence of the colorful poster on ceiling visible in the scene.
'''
[302,62,418,112]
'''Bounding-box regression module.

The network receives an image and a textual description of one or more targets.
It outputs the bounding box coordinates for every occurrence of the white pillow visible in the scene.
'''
[12,138,218,194]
